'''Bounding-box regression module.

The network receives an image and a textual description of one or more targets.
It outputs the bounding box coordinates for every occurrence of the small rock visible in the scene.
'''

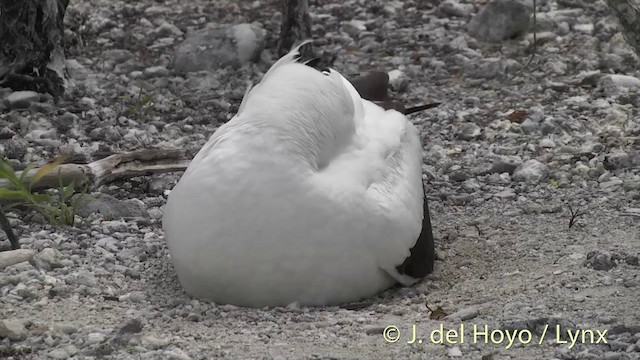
[387,70,408,91]
[604,152,630,170]
[364,326,386,335]
[512,160,548,183]
[439,0,473,17]
[600,180,623,189]
[164,349,193,360]
[185,71,221,91]
[494,189,516,199]
[539,138,555,148]
[573,23,594,34]
[142,335,171,349]
[173,22,266,73]
[604,74,640,88]
[467,0,532,42]
[626,255,639,267]
[490,156,522,174]
[52,323,78,335]
[445,306,480,321]
[74,271,98,287]
[154,22,184,38]
[463,57,519,79]
[48,348,70,359]
[33,248,64,270]
[76,193,149,220]
[119,318,144,334]
[87,332,106,344]
[101,49,134,63]
[3,91,40,109]
[602,352,622,360]
[457,122,482,140]
[143,66,170,78]
[0,249,35,270]
[623,278,639,288]
[0,319,28,341]
[585,251,615,271]
[48,345,77,360]
[448,346,463,357]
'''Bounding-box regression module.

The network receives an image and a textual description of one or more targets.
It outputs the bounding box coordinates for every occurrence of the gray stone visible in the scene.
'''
[52,323,78,335]
[439,0,473,17]
[387,70,408,92]
[491,156,523,174]
[142,335,171,349]
[154,22,184,38]
[47,349,68,359]
[457,122,482,140]
[600,180,623,189]
[119,317,144,334]
[0,138,27,160]
[448,346,463,357]
[494,189,517,199]
[164,349,193,360]
[539,138,555,148]
[185,71,221,91]
[76,193,149,220]
[33,248,64,271]
[0,249,35,270]
[173,22,266,73]
[143,66,170,78]
[3,91,40,109]
[624,278,640,288]
[604,152,631,170]
[586,251,615,271]
[101,49,134,63]
[87,332,106,344]
[467,0,532,42]
[65,59,89,80]
[626,255,639,267]
[512,160,548,183]
[0,319,27,340]
[445,306,480,321]
[604,74,640,88]
[74,270,98,287]
[463,58,519,79]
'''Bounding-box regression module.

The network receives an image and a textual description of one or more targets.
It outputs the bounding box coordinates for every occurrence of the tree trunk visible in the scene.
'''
[605,0,640,57]
[277,0,312,57]
[0,0,69,99]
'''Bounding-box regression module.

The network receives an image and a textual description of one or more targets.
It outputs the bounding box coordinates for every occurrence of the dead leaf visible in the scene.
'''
[507,110,527,123]
[426,303,448,320]
[30,154,69,187]
[430,306,448,320]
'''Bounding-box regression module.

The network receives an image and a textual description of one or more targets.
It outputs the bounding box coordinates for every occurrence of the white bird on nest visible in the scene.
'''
[162,41,436,308]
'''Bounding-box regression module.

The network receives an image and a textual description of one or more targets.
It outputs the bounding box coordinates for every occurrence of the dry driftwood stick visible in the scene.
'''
[0,149,192,191]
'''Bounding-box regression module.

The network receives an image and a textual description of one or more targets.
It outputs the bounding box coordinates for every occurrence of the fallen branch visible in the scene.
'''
[0,149,192,191]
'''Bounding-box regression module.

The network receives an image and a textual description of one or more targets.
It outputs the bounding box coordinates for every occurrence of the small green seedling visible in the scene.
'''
[0,155,90,249]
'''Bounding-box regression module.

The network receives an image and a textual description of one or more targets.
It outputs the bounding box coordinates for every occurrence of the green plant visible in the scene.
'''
[0,156,88,227]
[122,86,155,118]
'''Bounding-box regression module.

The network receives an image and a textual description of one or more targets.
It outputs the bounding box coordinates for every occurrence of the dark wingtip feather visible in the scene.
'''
[404,102,441,115]
[395,185,436,279]
[349,72,390,102]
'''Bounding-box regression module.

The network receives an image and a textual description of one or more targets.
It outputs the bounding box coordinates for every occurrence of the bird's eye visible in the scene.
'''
[321,70,330,76]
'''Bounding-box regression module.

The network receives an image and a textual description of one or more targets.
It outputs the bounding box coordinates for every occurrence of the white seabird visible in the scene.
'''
[162,42,436,307]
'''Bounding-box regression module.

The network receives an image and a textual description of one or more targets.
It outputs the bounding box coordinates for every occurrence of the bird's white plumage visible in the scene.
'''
[162,43,425,307]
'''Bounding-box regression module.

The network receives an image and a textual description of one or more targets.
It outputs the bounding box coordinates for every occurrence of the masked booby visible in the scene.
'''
[162,43,436,307]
